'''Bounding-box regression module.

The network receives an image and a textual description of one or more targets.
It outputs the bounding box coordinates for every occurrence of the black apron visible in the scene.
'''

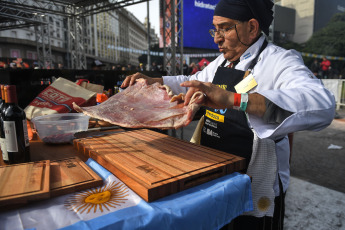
[200,40,268,168]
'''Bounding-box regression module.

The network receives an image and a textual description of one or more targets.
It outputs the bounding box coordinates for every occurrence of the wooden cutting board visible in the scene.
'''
[50,157,103,197]
[0,160,50,206]
[74,129,245,202]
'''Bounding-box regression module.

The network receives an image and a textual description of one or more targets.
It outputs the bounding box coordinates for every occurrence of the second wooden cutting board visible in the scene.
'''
[50,157,103,197]
[0,160,50,206]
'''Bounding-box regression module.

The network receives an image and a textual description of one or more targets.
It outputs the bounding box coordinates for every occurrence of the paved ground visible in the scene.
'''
[284,177,345,230]
[171,108,345,230]
[285,109,345,230]
[290,112,345,194]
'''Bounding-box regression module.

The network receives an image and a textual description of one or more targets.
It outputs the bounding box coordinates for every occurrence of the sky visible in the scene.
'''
[126,0,160,35]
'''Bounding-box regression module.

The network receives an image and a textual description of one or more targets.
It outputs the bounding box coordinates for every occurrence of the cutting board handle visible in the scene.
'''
[182,168,224,190]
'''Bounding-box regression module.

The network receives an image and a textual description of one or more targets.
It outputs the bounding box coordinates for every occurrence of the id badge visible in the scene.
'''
[234,73,258,93]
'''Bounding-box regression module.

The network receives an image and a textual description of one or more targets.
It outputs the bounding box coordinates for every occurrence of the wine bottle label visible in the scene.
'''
[3,121,18,152]
[23,120,30,147]
[0,137,8,161]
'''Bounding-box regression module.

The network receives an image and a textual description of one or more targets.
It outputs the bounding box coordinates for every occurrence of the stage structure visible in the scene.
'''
[0,0,149,69]
[162,0,183,76]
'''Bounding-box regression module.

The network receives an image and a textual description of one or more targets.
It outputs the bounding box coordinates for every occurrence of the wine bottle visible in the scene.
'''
[3,85,30,164]
[0,85,8,163]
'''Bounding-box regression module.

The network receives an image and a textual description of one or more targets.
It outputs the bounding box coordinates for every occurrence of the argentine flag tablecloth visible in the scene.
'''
[0,159,253,230]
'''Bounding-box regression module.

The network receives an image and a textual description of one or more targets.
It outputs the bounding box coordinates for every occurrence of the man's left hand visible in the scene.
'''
[181,80,233,109]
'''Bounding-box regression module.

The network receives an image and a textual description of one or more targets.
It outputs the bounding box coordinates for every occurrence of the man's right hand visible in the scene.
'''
[121,72,163,88]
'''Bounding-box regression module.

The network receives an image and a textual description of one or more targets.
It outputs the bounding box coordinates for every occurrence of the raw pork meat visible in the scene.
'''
[73,79,205,129]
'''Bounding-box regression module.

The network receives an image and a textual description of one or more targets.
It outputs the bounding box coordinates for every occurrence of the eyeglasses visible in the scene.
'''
[209,23,240,38]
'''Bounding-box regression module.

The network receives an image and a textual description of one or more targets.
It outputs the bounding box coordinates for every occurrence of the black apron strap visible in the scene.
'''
[220,59,227,67]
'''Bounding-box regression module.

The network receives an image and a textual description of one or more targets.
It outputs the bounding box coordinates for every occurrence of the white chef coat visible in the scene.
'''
[163,35,336,195]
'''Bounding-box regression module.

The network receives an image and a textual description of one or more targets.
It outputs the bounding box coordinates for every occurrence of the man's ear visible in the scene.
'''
[248,18,260,38]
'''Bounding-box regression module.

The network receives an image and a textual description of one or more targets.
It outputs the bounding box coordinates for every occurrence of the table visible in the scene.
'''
[0,131,253,230]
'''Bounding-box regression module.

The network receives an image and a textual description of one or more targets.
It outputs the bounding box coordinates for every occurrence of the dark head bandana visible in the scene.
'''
[214,0,274,35]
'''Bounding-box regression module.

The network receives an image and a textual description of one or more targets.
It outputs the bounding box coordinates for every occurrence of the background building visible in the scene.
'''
[0,13,66,68]
[269,3,296,44]
[281,0,345,43]
[0,0,153,69]
[91,11,119,65]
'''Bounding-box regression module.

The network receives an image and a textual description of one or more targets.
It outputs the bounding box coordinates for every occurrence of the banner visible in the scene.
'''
[301,52,345,61]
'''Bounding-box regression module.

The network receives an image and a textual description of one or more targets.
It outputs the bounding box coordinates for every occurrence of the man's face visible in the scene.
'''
[212,16,251,62]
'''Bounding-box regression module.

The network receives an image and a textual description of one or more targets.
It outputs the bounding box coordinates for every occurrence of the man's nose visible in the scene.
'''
[214,34,224,44]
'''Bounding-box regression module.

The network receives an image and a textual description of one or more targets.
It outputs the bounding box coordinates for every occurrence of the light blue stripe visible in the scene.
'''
[85,158,111,180]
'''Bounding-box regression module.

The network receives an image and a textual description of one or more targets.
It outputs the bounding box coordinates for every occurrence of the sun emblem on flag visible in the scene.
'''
[65,181,129,214]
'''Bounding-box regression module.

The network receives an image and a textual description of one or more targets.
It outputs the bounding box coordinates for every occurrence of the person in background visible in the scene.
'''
[310,59,320,78]
[91,60,105,70]
[139,63,145,71]
[10,62,17,69]
[340,64,345,79]
[176,63,181,75]
[150,62,159,72]
[112,64,122,71]
[121,0,335,229]
[89,60,105,85]
[200,61,208,70]
[328,66,339,79]
[189,62,199,75]
[0,62,6,69]
[182,60,189,75]
[2,63,9,69]
[127,63,134,71]
[320,56,331,79]
[57,63,64,69]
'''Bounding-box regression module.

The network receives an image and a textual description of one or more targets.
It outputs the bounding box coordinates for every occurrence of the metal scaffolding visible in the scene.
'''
[0,0,150,69]
[162,0,183,76]
[65,5,88,70]
[34,15,52,69]
[0,5,42,31]
[162,0,184,138]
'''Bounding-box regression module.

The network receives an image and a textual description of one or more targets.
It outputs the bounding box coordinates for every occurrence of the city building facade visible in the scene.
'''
[281,0,345,43]
[0,1,152,69]
[117,9,148,67]
[269,3,296,44]
[0,13,66,68]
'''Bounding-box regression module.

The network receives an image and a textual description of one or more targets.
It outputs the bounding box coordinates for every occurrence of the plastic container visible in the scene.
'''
[31,113,90,144]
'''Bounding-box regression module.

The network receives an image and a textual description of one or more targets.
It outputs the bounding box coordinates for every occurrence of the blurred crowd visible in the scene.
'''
[3,56,345,80]
[309,57,345,79]
[109,62,162,72]
[93,59,211,75]
[109,60,210,75]
[0,57,214,76]
[0,59,63,70]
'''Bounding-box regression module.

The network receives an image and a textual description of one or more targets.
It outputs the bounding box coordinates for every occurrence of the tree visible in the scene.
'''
[286,12,345,71]
[303,12,345,57]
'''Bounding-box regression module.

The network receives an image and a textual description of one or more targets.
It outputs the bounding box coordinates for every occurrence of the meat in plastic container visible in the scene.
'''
[31,113,90,144]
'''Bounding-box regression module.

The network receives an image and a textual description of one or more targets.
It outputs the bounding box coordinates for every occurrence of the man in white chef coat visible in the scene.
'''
[122,0,335,229]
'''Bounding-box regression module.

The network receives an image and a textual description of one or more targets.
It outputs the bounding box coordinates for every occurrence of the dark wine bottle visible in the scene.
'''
[3,85,30,164]
[0,85,8,163]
